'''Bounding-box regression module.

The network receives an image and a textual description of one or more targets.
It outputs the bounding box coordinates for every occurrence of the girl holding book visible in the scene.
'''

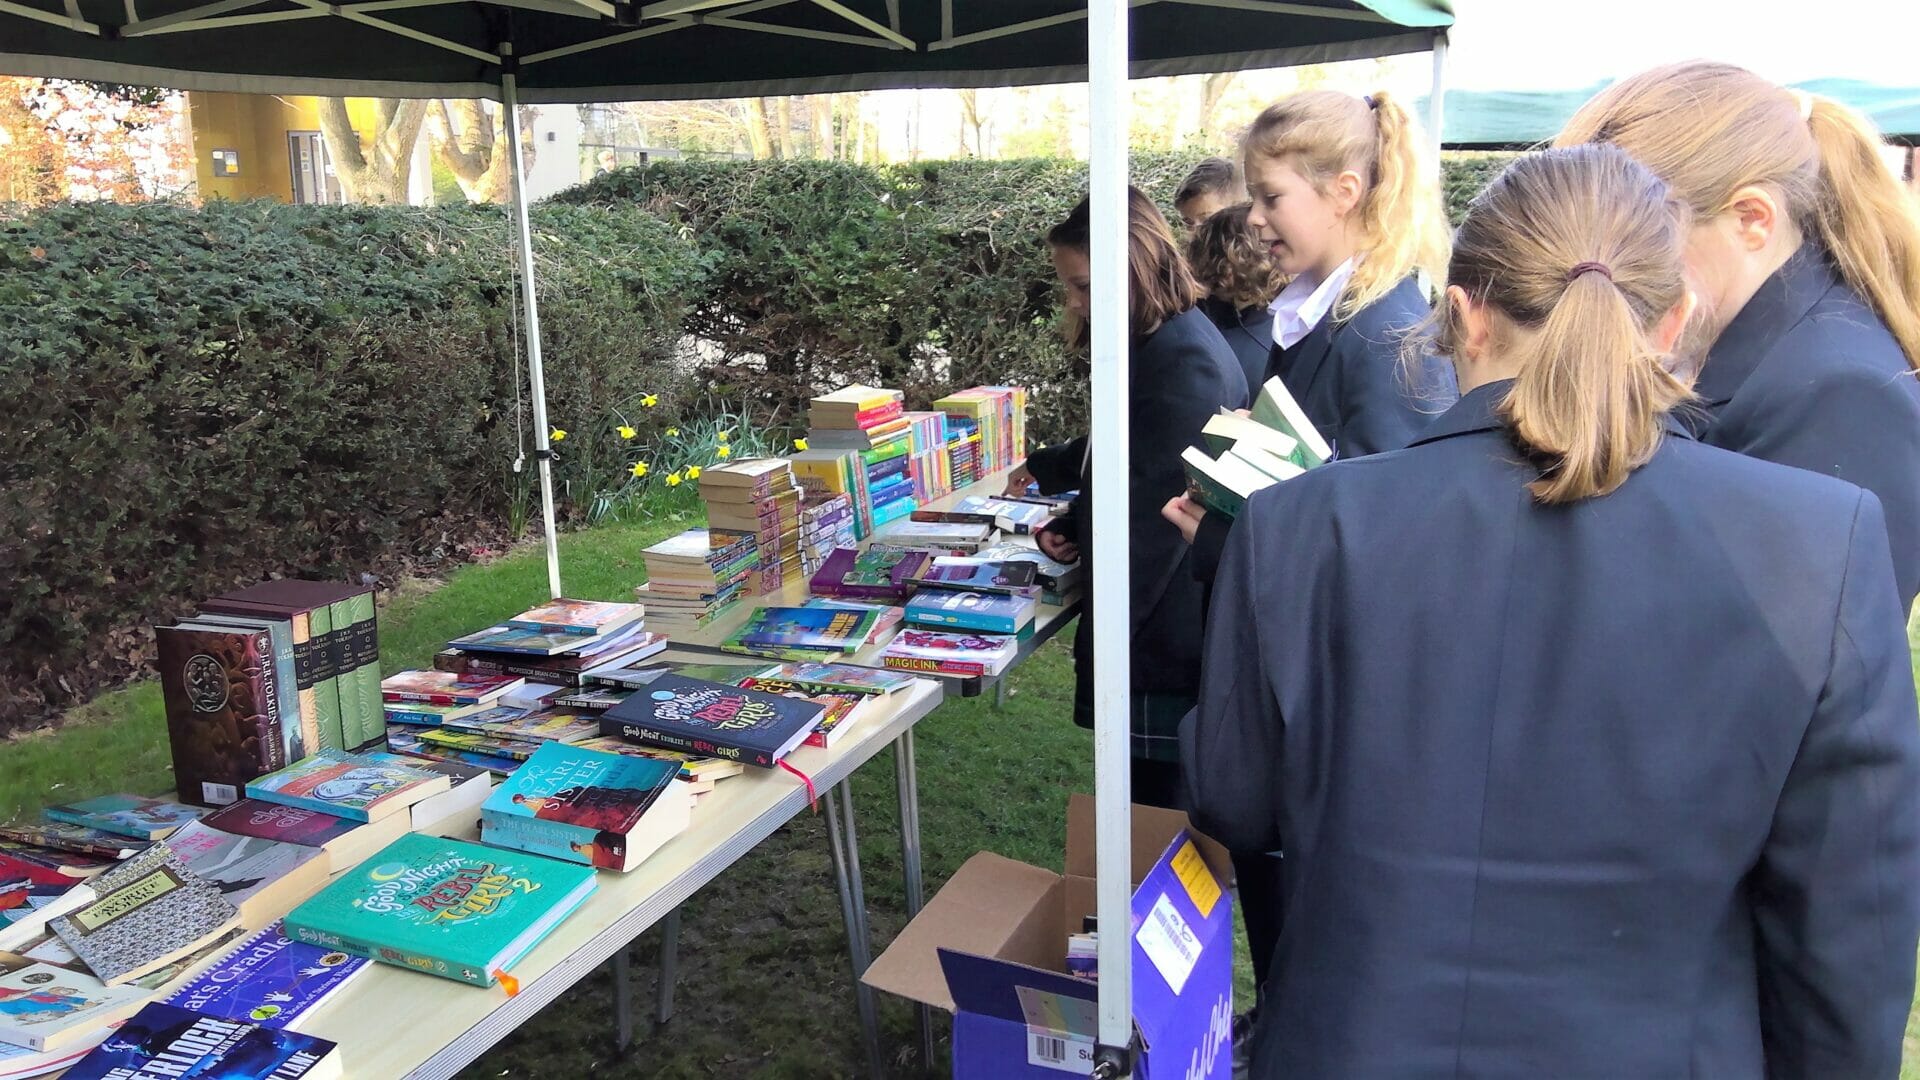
[1183,143,1920,1077]
[1189,203,1287,401]
[1556,62,1920,611]
[1011,188,1246,810]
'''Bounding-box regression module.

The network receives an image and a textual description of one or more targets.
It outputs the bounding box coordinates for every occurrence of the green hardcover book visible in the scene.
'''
[306,601,345,753]
[1181,446,1279,519]
[1249,376,1333,468]
[282,833,597,988]
[342,589,382,750]
[1201,410,1301,465]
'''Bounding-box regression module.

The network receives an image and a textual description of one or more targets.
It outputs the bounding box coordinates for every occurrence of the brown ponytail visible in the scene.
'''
[1436,144,1692,504]
[1241,89,1449,320]
[1557,61,1920,370]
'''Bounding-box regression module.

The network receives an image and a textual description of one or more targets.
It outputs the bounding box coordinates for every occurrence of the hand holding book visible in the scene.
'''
[1161,493,1207,545]
[1036,526,1080,565]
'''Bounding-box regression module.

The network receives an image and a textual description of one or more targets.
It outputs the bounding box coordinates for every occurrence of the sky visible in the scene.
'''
[1444,0,1920,90]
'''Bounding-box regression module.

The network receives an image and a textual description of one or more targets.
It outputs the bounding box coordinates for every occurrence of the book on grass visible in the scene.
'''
[904,590,1036,635]
[61,1001,340,1080]
[599,675,825,769]
[0,824,147,862]
[910,557,1040,597]
[197,800,408,878]
[0,953,153,1052]
[44,796,204,842]
[502,600,645,638]
[48,847,240,986]
[881,628,1020,678]
[164,821,330,928]
[481,743,688,873]
[244,751,449,825]
[165,920,369,1031]
[282,833,597,989]
[1249,376,1333,467]
[379,670,526,707]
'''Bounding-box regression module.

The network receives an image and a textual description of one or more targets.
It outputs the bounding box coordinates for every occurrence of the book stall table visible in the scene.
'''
[251,676,945,1080]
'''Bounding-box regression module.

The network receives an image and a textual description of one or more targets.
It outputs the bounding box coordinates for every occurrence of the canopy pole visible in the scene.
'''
[502,59,565,600]
[1088,0,1134,1073]
[1426,30,1448,166]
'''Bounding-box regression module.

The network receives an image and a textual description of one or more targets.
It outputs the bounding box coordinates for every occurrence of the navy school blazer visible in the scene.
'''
[1024,305,1247,725]
[1689,241,1920,611]
[1197,295,1272,408]
[1182,380,1920,1079]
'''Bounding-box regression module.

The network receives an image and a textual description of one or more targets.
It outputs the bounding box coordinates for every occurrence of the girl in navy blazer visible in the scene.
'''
[1559,62,1920,611]
[1011,190,1246,811]
[1189,203,1286,403]
[1184,144,1920,1079]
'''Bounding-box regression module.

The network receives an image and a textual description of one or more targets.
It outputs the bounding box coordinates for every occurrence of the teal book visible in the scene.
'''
[481,742,687,873]
[44,795,204,841]
[244,750,449,824]
[282,833,597,988]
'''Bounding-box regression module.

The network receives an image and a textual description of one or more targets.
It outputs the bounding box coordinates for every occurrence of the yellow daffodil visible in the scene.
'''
[686,466,702,480]
[715,446,732,459]
[716,429,730,443]
[665,427,680,437]
[665,471,683,487]
[617,425,637,440]
[549,428,567,442]
[630,461,650,478]
[641,394,659,408]
[793,437,809,452]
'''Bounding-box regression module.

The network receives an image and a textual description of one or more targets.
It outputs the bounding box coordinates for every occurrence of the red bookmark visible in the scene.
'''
[780,760,819,812]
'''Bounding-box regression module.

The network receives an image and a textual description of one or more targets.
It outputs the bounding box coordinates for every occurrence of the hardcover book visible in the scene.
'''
[502,600,644,639]
[904,589,1037,635]
[44,796,204,842]
[61,1002,340,1080]
[0,955,153,1052]
[282,833,597,989]
[0,824,148,861]
[244,751,449,825]
[182,614,306,765]
[165,921,369,1031]
[379,670,526,707]
[163,822,330,928]
[154,623,285,807]
[599,675,825,769]
[481,743,688,872]
[48,847,240,986]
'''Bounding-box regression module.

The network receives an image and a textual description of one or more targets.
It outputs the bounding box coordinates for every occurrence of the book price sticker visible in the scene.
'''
[1170,839,1221,918]
[1136,892,1203,994]
[1014,985,1096,1074]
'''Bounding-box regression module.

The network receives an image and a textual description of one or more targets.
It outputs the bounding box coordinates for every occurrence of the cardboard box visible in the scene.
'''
[865,795,1234,1079]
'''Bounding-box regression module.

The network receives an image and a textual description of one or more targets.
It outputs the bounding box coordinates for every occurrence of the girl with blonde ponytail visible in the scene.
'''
[1558,61,1920,608]
[1182,143,1920,1078]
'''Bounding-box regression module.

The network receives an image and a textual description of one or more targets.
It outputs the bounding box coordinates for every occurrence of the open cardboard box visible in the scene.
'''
[865,794,1235,1078]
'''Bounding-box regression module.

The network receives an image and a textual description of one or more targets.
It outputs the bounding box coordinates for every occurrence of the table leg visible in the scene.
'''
[612,946,634,1052]
[655,907,681,1026]
[825,781,886,1079]
[894,732,933,1069]
[995,678,1006,710]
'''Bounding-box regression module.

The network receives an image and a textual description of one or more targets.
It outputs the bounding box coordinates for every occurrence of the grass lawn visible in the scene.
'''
[5,517,1915,1076]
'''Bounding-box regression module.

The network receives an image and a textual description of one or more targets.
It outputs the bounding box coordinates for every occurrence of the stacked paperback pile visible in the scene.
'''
[1181,376,1330,517]
[637,528,759,635]
[152,579,382,807]
[933,386,1027,477]
[881,555,1039,678]
[806,385,917,536]
[787,447,867,540]
[798,491,857,576]
[480,741,690,873]
[699,459,803,595]
[945,423,980,490]
[901,411,952,504]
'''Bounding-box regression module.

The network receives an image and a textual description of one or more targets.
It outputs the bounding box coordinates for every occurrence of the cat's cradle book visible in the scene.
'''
[245,751,449,825]
[61,1002,340,1080]
[281,833,597,989]
[48,847,241,986]
[44,797,204,842]
[481,743,688,873]
[165,920,369,1032]
[598,675,824,769]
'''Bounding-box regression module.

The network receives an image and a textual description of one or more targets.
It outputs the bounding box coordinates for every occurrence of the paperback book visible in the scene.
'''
[379,670,526,707]
[502,599,645,638]
[44,797,203,842]
[48,847,240,986]
[807,546,930,603]
[440,708,599,746]
[727,607,878,657]
[196,800,406,877]
[747,662,916,697]
[481,743,688,873]
[0,824,147,862]
[60,1001,340,1080]
[0,954,152,1052]
[904,589,1037,635]
[165,920,369,1031]
[910,557,1040,597]
[163,821,330,928]
[598,675,824,769]
[881,628,1020,678]
[244,750,449,825]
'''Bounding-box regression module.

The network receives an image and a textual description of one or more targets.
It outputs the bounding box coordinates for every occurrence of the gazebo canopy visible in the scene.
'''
[2,0,1451,103]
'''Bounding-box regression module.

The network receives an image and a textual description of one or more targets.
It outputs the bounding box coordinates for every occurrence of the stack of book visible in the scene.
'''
[636,528,759,635]
[946,423,981,490]
[913,494,1053,536]
[808,545,931,604]
[438,600,664,702]
[787,447,868,540]
[978,541,1084,604]
[798,491,857,576]
[880,556,1036,678]
[901,411,952,504]
[699,459,803,595]
[1181,376,1329,518]
[807,385,917,536]
[933,386,1027,477]
[480,741,691,873]
[871,519,999,556]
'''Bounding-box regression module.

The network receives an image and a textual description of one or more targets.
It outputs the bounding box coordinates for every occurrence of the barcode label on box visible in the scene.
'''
[1026,1030,1094,1073]
[202,782,238,805]
[1136,891,1202,994]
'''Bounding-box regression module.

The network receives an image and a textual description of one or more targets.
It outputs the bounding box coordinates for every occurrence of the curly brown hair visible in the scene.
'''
[1186,203,1288,310]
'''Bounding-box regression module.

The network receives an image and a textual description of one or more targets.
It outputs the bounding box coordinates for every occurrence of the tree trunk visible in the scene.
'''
[774,96,795,159]
[1197,71,1236,146]
[319,97,426,204]
[742,98,774,159]
[427,99,531,204]
[808,96,833,159]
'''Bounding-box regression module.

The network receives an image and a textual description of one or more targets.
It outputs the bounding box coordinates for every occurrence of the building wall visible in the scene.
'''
[189,93,383,203]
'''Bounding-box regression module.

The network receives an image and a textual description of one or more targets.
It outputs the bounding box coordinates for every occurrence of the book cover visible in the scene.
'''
[60,1002,338,1079]
[873,520,995,551]
[0,824,147,862]
[449,623,644,659]
[379,670,525,707]
[734,682,866,749]
[384,730,522,778]
[184,615,306,765]
[481,743,685,872]
[881,628,1019,677]
[502,600,644,638]
[1180,445,1273,518]
[434,632,667,686]
[163,822,328,927]
[165,921,368,1030]
[0,955,153,1052]
[1250,376,1333,466]
[441,707,598,745]
[282,833,597,988]
[197,599,335,754]
[197,802,359,851]
[44,797,204,842]
[911,557,1040,596]
[746,662,915,697]
[207,583,364,758]
[414,729,547,763]
[1201,409,1301,463]
[0,844,113,884]
[244,751,448,825]
[154,623,284,807]
[599,675,825,769]
[382,700,502,726]
[339,589,383,754]
[581,658,678,690]
[48,848,239,986]
[904,590,1036,635]
[730,607,877,655]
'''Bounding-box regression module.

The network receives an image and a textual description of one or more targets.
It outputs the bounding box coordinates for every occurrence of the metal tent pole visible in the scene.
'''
[1426,31,1449,166]
[1087,0,1134,1074]
[502,54,566,600]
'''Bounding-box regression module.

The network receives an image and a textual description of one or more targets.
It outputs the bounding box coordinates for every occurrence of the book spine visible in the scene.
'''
[883,654,992,677]
[346,591,382,751]
[384,690,483,706]
[308,605,345,754]
[256,627,286,774]
[478,811,596,866]
[333,598,372,751]
[853,401,904,427]
[598,718,769,768]
[445,655,587,685]
[284,920,491,988]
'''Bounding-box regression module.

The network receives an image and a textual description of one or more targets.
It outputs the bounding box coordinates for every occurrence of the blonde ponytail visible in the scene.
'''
[1241,89,1449,319]
[1557,61,1920,370]
[1436,144,1692,504]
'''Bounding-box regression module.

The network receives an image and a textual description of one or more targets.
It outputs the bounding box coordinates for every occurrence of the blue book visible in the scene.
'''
[481,743,688,873]
[905,589,1037,635]
[62,1002,338,1079]
[730,606,878,654]
[166,921,370,1029]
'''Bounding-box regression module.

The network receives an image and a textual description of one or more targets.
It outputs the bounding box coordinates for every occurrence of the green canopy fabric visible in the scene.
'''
[1425,77,1920,147]
[1,0,1450,103]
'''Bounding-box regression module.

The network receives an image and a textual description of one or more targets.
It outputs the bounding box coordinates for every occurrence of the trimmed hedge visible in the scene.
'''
[0,200,704,728]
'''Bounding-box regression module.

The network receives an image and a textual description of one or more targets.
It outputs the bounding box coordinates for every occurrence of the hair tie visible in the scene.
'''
[1566,261,1612,283]
[1363,94,1379,111]
[1787,87,1814,122]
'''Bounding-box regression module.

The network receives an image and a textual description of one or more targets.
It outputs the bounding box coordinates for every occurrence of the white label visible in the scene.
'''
[1136,892,1203,994]
[203,782,238,805]
[1026,1030,1095,1074]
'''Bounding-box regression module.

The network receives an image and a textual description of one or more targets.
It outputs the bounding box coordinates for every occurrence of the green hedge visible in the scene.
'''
[0,199,704,729]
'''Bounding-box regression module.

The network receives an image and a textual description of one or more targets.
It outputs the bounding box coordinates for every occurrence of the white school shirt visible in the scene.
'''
[1270,257,1357,350]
